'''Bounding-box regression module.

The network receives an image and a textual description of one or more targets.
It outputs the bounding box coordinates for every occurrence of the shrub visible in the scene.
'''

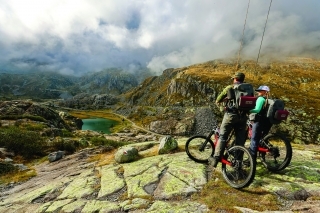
[0,126,47,158]
[14,119,23,126]
[23,115,46,122]
[61,129,74,137]
[78,138,89,148]
[0,115,46,122]
[90,137,126,148]
[23,123,46,131]
[62,141,76,153]
[50,138,76,154]
[0,162,17,175]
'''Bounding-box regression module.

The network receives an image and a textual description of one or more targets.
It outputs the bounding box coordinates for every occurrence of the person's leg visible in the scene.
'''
[234,114,248,147]
[249,121,263,159]
[232,115,248,161]
[261,119,273,137]
[211,113,236,167]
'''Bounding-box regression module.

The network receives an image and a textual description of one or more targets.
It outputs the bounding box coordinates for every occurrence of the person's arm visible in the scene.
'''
[216,85,232,104]
[250,97,265,113]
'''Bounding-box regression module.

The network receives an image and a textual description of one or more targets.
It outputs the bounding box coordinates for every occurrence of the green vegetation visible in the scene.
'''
[0,167,37,184]
[0,115,46,122]
[49,137,78,154]
[90,136,127,148]
[0,126,46,158]
[61,129,74,137]
[0,162,17,175]
[22,123,47,131]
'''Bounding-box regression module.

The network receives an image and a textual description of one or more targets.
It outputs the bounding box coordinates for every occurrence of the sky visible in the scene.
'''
[0,0,319,76]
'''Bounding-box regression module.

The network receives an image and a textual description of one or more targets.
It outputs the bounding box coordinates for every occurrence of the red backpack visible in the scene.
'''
[266,99,289,124]
[227,83,257,111]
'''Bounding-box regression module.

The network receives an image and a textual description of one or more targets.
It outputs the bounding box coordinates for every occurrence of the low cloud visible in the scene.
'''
[0,0,319,76]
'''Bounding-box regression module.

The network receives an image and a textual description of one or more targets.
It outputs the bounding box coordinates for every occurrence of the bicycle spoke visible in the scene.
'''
[221,146,255,189]
[259,134,292,172]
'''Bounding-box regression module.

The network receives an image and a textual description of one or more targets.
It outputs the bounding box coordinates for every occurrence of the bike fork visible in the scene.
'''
[199,137,212,152]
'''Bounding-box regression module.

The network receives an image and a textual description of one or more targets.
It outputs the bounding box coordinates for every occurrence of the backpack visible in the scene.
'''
[265,99,289,124]
[227,83,257,111]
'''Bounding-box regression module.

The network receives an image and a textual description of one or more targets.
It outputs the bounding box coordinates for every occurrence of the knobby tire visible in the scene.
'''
[185,135,214,164]
[221,145,256,189]
[259,133,292,172]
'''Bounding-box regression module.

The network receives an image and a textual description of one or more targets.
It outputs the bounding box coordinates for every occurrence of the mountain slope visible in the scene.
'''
[0,69,140,100]
[123,57,320,114]
[78,68,138,95]
[0,72,76,99]
[119,57,320,144]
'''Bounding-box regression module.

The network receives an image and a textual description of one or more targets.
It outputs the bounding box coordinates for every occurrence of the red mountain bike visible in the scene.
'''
[185,124,256,189]
[185,120,292,178]
[246,120,292,172]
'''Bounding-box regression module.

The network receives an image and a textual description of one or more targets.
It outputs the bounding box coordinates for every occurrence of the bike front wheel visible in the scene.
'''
[185,135,214,164]
[259,133,292,172]
[221,145,256,189]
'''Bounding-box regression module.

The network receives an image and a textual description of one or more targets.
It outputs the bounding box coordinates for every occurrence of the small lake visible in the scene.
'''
[82,118,119,134]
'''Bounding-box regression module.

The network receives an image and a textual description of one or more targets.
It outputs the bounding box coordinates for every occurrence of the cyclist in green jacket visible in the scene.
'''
[248,85,273,160]
[208,72,248,169]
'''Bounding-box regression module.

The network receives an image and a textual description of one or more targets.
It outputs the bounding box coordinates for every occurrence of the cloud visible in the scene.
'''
[0,0,319,76]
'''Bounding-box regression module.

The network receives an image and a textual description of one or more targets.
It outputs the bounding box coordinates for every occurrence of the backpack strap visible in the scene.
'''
[259,96,268,116]
[263,92,270,109]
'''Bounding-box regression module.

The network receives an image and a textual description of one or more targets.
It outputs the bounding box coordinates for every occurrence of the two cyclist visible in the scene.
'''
[208,72,272,170]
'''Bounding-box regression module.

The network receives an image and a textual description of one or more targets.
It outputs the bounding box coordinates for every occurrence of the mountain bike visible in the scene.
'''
[185,120,292,174]
[246,120,292,172]
[185,124,256,189]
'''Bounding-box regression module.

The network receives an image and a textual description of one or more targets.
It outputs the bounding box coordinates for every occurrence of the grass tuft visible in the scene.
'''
[0,168,37,185]
[192,172,280,212]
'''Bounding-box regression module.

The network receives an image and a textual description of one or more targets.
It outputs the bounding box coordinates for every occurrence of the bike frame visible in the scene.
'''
[200,124,236,166]
[185,121,257,188]
[205,121,270,163]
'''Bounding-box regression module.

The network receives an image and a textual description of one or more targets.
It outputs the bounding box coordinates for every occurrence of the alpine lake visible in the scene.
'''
[82,117,119,134]
[69,110,122,134]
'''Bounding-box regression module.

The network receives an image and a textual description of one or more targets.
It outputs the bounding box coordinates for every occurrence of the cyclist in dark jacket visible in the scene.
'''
[248,85,273,160]
[208,72,248,169]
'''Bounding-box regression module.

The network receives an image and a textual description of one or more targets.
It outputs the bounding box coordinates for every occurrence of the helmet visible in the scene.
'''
[255,85,270,92]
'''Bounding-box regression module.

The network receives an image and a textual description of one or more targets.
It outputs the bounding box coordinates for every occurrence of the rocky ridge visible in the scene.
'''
[0,100,82,134]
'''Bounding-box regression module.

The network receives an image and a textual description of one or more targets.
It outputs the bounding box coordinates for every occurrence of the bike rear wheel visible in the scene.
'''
[221,145,256,189]
[259,133,292,172]
[185,135,214,163]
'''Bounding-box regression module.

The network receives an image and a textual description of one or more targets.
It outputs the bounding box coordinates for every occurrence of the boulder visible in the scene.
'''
[14,164,29,171]
[114,147,139,163]
[48,151,65,162]
[0,148,15,158]
[158,135,178,154]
